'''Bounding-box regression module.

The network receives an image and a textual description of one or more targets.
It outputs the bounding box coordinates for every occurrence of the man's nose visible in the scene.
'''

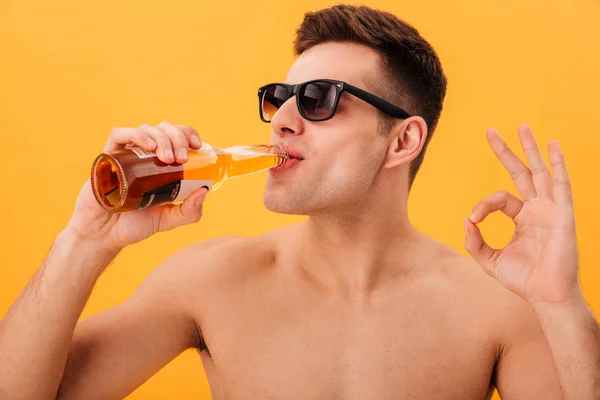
[271,96,304,138]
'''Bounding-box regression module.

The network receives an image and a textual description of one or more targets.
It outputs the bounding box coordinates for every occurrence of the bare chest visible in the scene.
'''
[196,285,499,400]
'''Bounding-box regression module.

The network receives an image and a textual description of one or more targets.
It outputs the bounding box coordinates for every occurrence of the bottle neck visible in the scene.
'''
[224,145,288,178]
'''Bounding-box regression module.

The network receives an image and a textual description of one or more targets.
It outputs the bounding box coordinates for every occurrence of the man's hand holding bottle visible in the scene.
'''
[65,122,209,256]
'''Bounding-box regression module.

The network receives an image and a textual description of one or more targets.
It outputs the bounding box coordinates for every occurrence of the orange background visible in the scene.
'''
[1,1,599,398]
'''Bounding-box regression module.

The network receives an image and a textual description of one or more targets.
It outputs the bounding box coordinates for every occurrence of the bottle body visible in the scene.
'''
[90,143,287,212]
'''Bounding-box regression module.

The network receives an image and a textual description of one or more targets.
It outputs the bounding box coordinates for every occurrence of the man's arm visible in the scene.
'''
[464,125,600,398]
[56,238,231,400]
[494,295,600,399]
[0,122,209,400]
[0,230,117,400]
[493,296,563,399]
[0,231,231,400]
[532,298,600,399]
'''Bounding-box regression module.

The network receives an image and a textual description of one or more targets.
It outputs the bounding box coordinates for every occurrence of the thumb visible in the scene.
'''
[156,186,209,232]
[463,218,500,278]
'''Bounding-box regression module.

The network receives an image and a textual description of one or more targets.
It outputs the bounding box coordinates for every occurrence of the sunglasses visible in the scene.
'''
[258,79,411,123]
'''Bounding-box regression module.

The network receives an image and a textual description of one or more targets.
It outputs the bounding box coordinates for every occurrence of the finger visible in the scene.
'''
[177,125,202,150]
[130,127,159,151]
[154,187,209,232]
[158,121,190,163]
[486,128,537,201]
[469,190,524,224]
[463,218,501,279]
[139,124,175,164]
[105,127,156,152]
[548,140,573,206]
[517,124,554,199]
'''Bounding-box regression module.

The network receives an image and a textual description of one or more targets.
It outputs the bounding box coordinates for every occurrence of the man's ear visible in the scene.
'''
[383,116,428,170]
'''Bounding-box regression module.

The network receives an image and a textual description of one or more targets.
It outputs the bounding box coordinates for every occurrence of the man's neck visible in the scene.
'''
[295,205,425,300]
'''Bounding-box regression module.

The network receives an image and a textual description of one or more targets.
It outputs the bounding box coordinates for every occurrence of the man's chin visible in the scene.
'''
[263,200,302,215]
[263,193,307,216]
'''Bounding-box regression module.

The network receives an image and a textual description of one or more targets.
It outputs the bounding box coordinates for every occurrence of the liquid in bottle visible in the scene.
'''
[90,143,287,212]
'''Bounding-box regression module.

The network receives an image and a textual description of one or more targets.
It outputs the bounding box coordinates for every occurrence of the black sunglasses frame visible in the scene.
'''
[257,79,412,123]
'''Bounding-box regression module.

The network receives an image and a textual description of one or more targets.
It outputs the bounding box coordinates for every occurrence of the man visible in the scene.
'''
[0,4,598,400]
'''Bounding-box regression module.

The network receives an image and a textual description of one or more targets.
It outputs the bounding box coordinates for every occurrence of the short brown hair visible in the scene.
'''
[293,4,447,188]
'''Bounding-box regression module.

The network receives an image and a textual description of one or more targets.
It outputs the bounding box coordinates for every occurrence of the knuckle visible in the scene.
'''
[153,129,169,142]
[557,178,570,186]
[512,168,531,180]
[136,125,152,137]
[169,133,188,146]
[110,127,122,137]
[476,198,488,207]
[495,146,509,157]
[478,202,491,213]
[531,166,547,175]
[154,138,168,148]
[175,134,188,145]
[182,125,196,136]
[132,128,145,140]
[477,205,489,214]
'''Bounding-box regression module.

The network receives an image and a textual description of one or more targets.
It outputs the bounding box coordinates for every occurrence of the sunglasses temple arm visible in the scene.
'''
[345,84,411,119]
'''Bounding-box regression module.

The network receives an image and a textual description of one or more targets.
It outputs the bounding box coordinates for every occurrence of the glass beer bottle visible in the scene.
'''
[90,143,288,213]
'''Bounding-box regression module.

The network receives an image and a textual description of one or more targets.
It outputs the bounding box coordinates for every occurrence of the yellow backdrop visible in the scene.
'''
[1,0,599,399]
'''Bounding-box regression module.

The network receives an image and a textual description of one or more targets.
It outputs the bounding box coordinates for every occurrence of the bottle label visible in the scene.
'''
[139,180,214,209]
[130,147,155,159]
[173,180,214,202]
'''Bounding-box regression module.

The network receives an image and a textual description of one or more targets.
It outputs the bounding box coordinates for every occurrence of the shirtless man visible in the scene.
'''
[1,4,599,400]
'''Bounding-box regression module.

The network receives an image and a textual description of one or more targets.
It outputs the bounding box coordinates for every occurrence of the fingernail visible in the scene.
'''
[469,214,477,222]
[146,138,157,149]
[164,148,174,161]
[178,148,188,161]
[191,135,201,147]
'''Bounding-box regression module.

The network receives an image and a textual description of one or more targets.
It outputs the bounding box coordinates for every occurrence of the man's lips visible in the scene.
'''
[271,157,301,173]
[282,145,304,161]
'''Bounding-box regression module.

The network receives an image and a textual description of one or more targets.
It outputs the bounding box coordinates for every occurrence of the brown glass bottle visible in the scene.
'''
[90,143,287,212]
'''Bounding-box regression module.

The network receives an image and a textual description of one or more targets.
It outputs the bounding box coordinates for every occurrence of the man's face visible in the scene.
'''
[263,42,392,216]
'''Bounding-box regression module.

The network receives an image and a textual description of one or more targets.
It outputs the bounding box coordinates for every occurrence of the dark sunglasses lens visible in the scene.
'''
[300,82,337,120]
[261,85,290,122]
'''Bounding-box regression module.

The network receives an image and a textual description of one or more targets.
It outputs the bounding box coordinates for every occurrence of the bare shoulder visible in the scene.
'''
[153,234,278,289]
[431,240,546,347]
[137,224,301,310]
[129,234,276,311]
[430,243,562,396]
